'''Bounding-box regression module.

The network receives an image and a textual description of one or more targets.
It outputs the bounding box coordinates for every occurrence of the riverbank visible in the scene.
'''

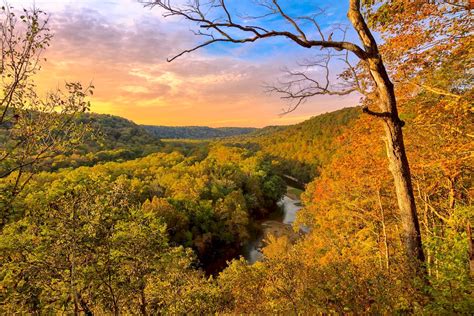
[243,186,304,264]
[286,186,304,201]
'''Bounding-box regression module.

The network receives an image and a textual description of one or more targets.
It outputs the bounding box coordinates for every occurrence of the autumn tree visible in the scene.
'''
[365,0,472,93]
[142,0,427,266]
[366,0,473,279]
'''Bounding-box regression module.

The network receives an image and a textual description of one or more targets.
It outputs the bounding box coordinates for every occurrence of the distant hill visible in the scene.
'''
[76,113,162,151]
[46,114,256,169]
[224,107,361,182]
[2,108,360,176]
[31,113,165,170]
[142,125,257,139]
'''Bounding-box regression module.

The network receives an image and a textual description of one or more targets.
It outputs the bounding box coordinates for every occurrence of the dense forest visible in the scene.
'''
[1,0,473,314]
[226,107,360,182]
[143,125,257,139]
[0,111,163,173]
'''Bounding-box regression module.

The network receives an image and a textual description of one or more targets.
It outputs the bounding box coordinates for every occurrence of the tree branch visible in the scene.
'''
[142,0,368,60]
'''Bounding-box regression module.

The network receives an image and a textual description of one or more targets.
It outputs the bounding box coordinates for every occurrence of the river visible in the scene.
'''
[243,193,303,264]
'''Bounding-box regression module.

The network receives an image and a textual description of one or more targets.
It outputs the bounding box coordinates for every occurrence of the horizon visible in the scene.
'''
[15,0,361,128]
[88,105,354,129]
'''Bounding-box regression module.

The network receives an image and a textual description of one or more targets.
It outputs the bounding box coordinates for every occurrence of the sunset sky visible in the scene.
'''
[15,0,361,127]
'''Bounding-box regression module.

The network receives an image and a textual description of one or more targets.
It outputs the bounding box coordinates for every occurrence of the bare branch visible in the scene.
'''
[141,0,368,60]
[265,52,361,114]
[0,5,52,124]
[270,0,307,41]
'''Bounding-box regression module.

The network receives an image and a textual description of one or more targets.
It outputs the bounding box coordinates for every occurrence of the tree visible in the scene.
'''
[0,5,93,211]
[365,0,472,94]
[142,0,425,265]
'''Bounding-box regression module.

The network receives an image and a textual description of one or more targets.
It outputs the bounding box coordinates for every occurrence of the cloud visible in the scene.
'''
[29,1,358,127]
[47,7,187,63]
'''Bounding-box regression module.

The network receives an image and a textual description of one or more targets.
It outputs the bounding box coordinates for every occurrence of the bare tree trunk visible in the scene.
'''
[383,118,425,264]
[348,0,425,266]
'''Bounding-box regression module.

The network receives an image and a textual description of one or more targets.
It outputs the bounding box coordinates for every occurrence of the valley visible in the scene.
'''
[1,1,472,314]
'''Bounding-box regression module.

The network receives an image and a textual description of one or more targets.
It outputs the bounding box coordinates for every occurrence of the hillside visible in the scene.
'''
[1,108,359,176]
[143,125,257,139]
[226,107,361,182]
[32,113,164,170]
[76,113,163,151]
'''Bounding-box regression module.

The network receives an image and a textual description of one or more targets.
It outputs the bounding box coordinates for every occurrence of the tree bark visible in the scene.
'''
[348,0,425,265]
[382,117,425,263]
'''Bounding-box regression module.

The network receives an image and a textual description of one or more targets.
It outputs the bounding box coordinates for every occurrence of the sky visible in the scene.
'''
[12,0,362,127]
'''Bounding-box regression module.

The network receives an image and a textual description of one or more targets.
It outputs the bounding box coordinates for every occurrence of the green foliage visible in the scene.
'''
[143,125,257,139]
[226,107,360,182]
[423,205,474,313]
[1,143,285,262]
[0,179,221,314]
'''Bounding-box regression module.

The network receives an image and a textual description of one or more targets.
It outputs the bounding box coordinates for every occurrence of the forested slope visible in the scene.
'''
[51,114,257,169]
[221,87,473,314]
[76,113,162,150]
[227,107,360,182]
[36,113,164,170]
[143,125,257,139]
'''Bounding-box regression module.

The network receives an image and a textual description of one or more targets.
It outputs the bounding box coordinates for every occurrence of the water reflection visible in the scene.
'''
[244,195,303,264]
